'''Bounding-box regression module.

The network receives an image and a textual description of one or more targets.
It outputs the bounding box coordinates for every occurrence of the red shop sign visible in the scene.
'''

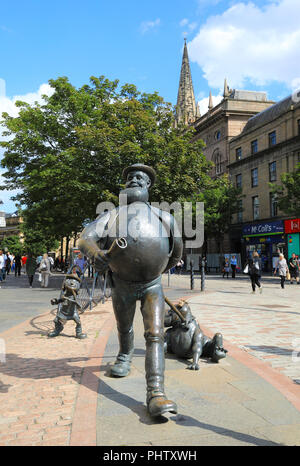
[285,219,300,233]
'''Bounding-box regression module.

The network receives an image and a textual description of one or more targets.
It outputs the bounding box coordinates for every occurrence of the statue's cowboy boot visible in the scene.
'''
[145,333,177,417]
[110,329,134,377]
[48,320,64,338]
[75,323,87,340]
[209,333,228,363]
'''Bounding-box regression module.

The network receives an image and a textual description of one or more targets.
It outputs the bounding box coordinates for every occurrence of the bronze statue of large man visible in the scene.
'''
[79,164,183,417]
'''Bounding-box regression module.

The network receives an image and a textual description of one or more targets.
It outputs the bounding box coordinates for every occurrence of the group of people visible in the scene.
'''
[244,251,300,292]
[0,250,29,282]
[222,251,300,292]
[222,255,238,279]
[0,250,55,288]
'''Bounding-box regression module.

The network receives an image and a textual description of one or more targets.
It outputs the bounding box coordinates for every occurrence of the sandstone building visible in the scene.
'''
[229,94,300,270]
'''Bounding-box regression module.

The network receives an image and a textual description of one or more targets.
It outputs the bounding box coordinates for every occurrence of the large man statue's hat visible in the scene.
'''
[122,163,156,188]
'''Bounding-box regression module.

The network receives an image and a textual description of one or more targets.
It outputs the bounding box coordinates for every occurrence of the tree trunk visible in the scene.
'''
[65,236,70,261]
[60,238,64,260]
[73,232,77,247]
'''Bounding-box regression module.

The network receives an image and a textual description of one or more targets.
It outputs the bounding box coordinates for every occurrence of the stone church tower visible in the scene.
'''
[175,39,199,126]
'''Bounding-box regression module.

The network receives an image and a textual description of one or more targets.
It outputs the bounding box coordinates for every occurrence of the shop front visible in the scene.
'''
[242,220,285,273]
[285,219,300,258]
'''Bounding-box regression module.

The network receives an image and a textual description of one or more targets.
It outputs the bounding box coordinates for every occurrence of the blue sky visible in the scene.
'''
[1,0,299,211]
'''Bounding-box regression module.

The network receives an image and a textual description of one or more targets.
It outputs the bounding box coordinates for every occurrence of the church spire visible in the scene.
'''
[175,39,197,126]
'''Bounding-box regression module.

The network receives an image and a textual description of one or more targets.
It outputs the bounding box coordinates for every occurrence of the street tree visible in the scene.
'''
[270,162,300,218]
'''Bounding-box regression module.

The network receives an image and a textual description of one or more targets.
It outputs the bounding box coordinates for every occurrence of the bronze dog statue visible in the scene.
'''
[164,300,227,370]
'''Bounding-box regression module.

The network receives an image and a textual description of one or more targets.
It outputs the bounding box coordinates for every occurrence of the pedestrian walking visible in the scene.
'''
[38,253,51,288]
[14,254,22,277]
[11,254,15,272]
[222,257,230,278]
[230,255,237,278]
[26,252,38,288]
[274,253,289,289]
[74,253,86,276]
[0,250,5,284]
[175,259,184,275]
[288,253,299,284]
[244,251,262,294]
[5,252,12,275]
[21,255,27,274]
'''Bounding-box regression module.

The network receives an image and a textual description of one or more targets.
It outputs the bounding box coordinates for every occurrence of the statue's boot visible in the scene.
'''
[205,333,228,363]
[110,328,134,377]
[48,321,64,338]
[75,323,87,339]
[146,334,177,417]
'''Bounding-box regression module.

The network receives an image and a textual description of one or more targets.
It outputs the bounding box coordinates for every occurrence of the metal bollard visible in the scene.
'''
[201,259,205,291]
[190,259,194,290]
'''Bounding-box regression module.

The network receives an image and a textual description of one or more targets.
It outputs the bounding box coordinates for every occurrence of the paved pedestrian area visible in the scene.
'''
[96,276,300,447]
[183,274,300,385]
[0,273,299,446]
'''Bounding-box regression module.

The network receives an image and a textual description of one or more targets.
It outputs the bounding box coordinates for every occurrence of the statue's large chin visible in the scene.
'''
[120,187,149,204]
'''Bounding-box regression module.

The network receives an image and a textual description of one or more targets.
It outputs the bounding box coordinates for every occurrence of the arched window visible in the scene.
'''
[212,149,222,175]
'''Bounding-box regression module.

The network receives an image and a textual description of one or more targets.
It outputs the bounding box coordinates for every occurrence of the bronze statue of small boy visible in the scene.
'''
[48,274,87,339]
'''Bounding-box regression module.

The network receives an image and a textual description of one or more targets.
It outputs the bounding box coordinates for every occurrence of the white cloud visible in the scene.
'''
[197,94,223,116]
[0,82,54,120]
[140,18,161,34]
[0,81,54,212]
[188,0,300,91]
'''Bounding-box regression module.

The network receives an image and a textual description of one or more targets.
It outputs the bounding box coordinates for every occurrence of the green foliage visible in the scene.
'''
[0,74,240,249]
[270,163,300,217]
[195,174,243,251]
[0,235,23,254]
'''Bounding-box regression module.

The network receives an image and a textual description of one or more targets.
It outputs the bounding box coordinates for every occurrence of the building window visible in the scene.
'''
[298,119,300,136]
[251,139,258,154]
[251,168,258,187]
[237,200,243,223]
[236,174,242,188]
[269,131,276,147]
[215,153,222,175]
[236,147,242,160]
[252,196,260,220]
[269,161,277,181]
[270,193,278,217]
[215,130,221,140]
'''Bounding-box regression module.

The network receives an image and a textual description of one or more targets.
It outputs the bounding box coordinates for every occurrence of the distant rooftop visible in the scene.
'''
[241,94,299,136]
[229,90,268,102]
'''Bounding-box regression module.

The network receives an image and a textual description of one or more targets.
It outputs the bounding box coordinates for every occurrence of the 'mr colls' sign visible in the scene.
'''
[243,220,284,236]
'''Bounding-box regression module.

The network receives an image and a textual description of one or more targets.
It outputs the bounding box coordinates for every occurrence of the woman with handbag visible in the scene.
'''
[274,253,288,289]
[244,251,262,294]
[39,253,51,288]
